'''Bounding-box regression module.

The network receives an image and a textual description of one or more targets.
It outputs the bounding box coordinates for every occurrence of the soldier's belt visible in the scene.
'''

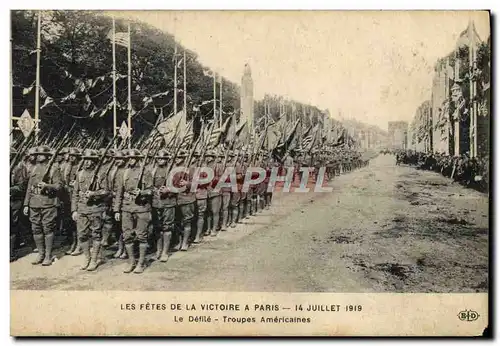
[31,186,43,195]
[123,192,137,201]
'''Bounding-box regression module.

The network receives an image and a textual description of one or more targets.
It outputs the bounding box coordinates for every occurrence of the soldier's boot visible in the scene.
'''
[42,233,54,266]
[243,200,250,218]
[180,224,191,251]
[159,231,171,262]
[265,195,270,209]
[241,203,248,220]
[253,198,258,214]
[80,240,91,270]
[155,233,163,260]
[70,236,82,256]
[221,208,229,231]
[113,235,125,258]
[10,235,16,262]
[65,231,77,255]
[123,244,136,273]
[31,234,45,265]
[193,217,204,243]
[206,218,213,237]
[86,241,102,271]
[173,231,182,251]
[101,224,111,248]
[133,243,148,274]
[231,207,239,228]
[250,198,255,216]
[99,240,107,264]
[119,236,128,259]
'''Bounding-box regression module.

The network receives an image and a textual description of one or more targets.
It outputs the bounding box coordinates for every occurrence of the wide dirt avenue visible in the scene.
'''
[11,154,488,292]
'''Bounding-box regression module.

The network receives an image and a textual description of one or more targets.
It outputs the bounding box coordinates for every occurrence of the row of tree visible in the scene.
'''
[12,10,354,149]
[410,22,490,156]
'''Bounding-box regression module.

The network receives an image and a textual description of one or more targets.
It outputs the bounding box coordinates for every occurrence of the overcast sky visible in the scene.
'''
[114,10,489,131]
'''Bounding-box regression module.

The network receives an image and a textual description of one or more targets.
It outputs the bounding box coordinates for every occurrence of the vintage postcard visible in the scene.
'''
[9,10,490,336]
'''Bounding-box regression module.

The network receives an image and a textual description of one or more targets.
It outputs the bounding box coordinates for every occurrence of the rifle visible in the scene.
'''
[41,123,77,183]
[10,129,36,172]
[196,121,214,166]
[88,132,120,191]
[251,124,269,166]
[164,119,194,174]
[186,121,207,168]
[48,126,66,148]
[136,132,162,190]
[135,110,172,190]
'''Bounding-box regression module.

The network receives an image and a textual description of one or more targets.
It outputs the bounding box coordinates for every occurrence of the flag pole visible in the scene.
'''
[112,16,117,148]
[183,49,187,122]
[468,20,477,158]
[174,43,178,120]
[34,11,42,144]
[219,75,223,128]
[10,37,13,145]
[213,71,217,126]
[127,22,132,149]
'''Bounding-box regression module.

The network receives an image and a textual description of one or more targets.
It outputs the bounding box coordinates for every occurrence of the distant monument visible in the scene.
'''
[241,63,254,134]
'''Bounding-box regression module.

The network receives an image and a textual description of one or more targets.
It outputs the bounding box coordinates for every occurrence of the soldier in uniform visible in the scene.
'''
[71,149,110,271]
[220,151,233,231]
[257,152,268,212]
[151,149,176,262]
[99,148,116,253]
[110,150,128,259]
[54,147,68,175]
[25,147,38,176]
[228,153,242,227]
[193,152,209,243]
[172,150,196,251]
[62,148,82,256]
[113,149,153,273]
[265,156,276,209]
[23,145,63,266]
[239,154,249,220]
[206,150,223,236]
[247,154,259,217]
[10,148,28,261]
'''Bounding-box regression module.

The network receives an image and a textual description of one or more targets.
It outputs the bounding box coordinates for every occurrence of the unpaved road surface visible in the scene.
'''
[11,155,489,292]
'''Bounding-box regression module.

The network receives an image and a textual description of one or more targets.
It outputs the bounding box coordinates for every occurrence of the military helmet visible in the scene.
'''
[114,150,126,159]
[140,148,156,158]
[106,149,117,158]
[34,145,54,156]
[83,149,99,159]
[58,147,69,156]
[68,147,82,156]
[98,148,106,157]
[228,150,235,158]
[156,149,171,159]
[27,147,37,156]
[127,148,144,158]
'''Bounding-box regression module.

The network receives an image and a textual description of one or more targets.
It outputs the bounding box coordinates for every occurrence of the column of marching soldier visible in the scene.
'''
[10,144,369,274]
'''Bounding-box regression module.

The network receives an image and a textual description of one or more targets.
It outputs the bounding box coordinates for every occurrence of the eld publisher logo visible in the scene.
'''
[458,310,480,322]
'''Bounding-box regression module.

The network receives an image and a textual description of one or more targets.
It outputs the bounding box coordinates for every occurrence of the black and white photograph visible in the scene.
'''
[9,10,491,336]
